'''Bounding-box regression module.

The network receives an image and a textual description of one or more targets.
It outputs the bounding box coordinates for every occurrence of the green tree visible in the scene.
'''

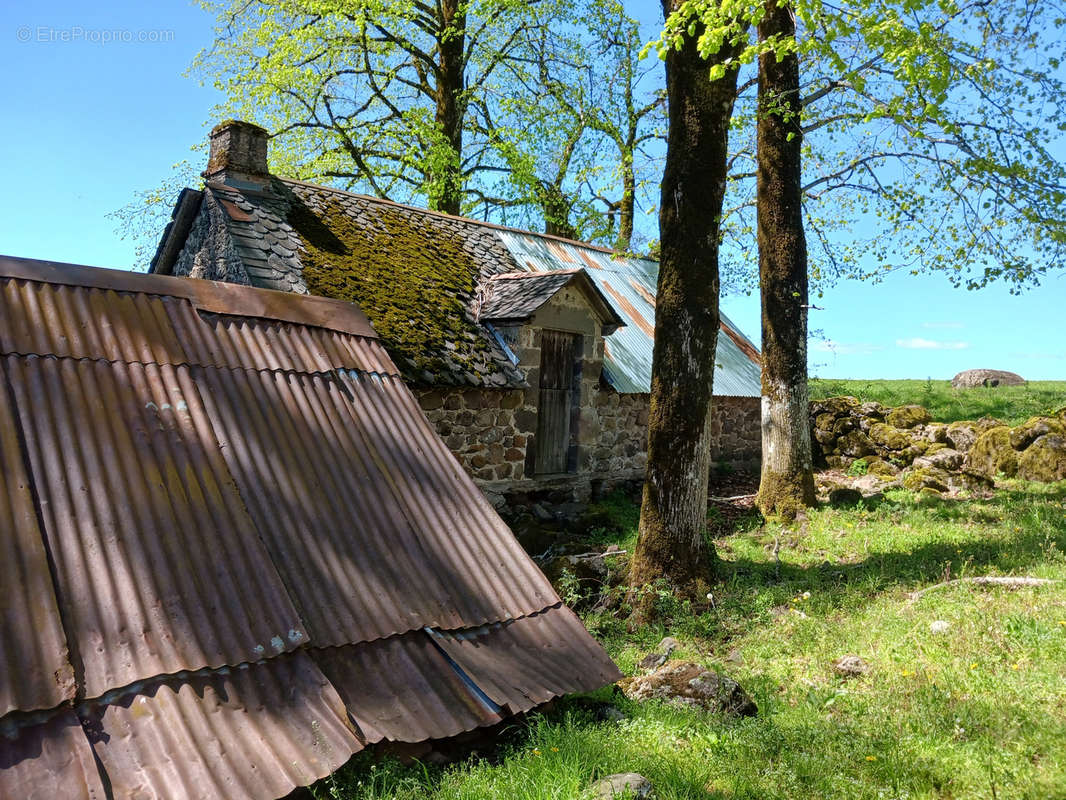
[193,0,543,216]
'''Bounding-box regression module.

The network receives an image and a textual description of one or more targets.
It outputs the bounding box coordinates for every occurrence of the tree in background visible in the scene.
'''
[755,0,816,517]
[627,1,745,600]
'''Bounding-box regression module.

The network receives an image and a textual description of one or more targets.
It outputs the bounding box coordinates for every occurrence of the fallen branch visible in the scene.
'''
[908,576,1058,601]
[709,493,757,502]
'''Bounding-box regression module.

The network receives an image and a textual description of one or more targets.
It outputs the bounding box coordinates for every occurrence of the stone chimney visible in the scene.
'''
[204,120,269,187]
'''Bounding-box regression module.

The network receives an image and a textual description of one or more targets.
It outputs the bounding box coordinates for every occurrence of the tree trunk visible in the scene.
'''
[434,0,466,216]
[755,0,816,518]
[628,2,742,599]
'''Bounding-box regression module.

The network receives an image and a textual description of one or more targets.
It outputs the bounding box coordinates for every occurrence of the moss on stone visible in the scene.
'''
[886,404,932,429]
[288,195,491,380]
[902,466,950,493]
[1016,434,1066,482]
[1009,416,1065,451]
[965,425,1018,478]
[868,422,911,451]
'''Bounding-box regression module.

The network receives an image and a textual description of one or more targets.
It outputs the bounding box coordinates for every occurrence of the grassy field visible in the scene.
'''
[313,482,1066,800]
[808,379,1066,426]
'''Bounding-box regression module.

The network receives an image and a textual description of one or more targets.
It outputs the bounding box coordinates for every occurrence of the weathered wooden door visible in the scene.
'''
[535,330,579,474]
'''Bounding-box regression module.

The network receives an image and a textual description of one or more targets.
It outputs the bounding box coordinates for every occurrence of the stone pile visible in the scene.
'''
[810,397,1066,495]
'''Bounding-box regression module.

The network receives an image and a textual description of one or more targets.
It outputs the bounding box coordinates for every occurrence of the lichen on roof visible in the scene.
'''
[286,189,507,385]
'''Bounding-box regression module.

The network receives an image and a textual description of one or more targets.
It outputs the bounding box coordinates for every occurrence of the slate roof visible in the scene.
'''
[478,270,624,334]
[0,255,620,800]
[152,179,762,397]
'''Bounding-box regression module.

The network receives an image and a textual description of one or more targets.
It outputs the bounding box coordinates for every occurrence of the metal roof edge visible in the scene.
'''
[0,254,378,339]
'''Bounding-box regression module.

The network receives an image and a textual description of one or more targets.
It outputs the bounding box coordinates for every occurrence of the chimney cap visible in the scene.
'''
[205,119,270,184]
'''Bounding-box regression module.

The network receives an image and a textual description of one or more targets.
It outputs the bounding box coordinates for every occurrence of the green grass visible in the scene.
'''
[313,482,1066,800]
[808,379,1066,426]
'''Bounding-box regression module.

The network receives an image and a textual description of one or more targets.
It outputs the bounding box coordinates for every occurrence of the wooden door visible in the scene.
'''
[535,330,579,474]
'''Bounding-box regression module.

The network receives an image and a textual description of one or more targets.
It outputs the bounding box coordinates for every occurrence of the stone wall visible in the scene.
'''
[416,384,762,509]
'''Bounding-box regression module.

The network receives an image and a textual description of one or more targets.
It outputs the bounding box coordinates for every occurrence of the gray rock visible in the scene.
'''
[952,369,1025,389]
[913,447,964,471]
[620,661,757,717]
[591,773,654,799]
[832,655,870,677]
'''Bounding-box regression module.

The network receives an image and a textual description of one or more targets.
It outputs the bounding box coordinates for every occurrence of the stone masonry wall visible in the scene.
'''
[416,384,763,508]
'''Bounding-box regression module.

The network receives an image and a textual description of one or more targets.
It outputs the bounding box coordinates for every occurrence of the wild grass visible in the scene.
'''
[808,378,1066,426]
[313,480,1066,800]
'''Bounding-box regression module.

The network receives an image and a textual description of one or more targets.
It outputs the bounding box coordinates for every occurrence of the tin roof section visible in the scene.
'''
[0,254,619,799]
[495,231,762,397]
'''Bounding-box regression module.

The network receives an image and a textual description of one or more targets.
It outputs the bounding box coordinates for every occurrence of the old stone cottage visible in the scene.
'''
[150,120,763,506]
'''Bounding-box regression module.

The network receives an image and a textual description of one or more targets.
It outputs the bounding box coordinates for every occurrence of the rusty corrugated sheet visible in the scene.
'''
[4,354,306,699]
[313,633,504,743]
[196,365,558,646]
[494,231,762,397]
[0,361,75,717]
[0,255,377,339]
[430,605,623,712]
[0,712,106,800]
[82,652,361,800]
[0,277,392,376]
[0,254,620,799]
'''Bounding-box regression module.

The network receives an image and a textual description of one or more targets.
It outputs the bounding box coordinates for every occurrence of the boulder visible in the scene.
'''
[868,422,912,451]
[913,447,965,471]
[886,404,933,429]
[828,487,864,507]
[951,369,1025,389]
[946,417,1004,454]
[618,661,757,717]
[1009,416,1065,451]
[965,426,1018,478]
[591,774,655,800]
[902,466,952,494]
[1016,435,1066,482]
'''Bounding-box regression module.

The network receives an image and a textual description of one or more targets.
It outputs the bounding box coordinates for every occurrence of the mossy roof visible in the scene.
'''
[158,178,761,396]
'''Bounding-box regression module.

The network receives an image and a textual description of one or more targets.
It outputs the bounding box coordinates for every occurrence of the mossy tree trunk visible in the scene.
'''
[755,0,816,518]
[433,0,466,216]
[628,1,742,599]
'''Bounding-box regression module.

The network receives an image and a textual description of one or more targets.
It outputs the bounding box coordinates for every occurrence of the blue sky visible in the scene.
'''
[1,0,1063,381]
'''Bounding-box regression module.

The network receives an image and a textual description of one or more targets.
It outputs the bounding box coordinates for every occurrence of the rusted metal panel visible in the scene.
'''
[0,362,75,717]
[313,633,504,744]
[0,276,392,377]
[83,652,361,800]
[0,711,106,800]
[494,231,762,397]
[429,605,623,712]
[5,354,306,699]
[196,365,559,647]
[0,255,377,339]
[169,309,396,376]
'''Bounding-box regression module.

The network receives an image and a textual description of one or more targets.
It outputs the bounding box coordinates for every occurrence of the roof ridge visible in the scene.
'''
[276,177,631,258]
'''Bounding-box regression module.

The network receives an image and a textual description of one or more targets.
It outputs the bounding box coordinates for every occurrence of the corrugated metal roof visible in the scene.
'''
[5,354,307,700]
[429,605,622,712]
[0,254,619,799]
[495,231,762,397]
[313,634,505,744]
[196,364,559,647]
[82,653,361,800]
[0,712,106,800]
[0,359,75,717]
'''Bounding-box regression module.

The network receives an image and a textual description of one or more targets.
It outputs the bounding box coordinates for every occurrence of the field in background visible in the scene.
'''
[808,379,1066,426]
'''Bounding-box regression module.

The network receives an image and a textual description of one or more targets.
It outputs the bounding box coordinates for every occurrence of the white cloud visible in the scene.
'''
[896,338,970,350]
[813,340,884,356]
[921,321,964,329]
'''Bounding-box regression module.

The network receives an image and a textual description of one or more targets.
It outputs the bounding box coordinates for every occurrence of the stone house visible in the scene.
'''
[150,120,763,507]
